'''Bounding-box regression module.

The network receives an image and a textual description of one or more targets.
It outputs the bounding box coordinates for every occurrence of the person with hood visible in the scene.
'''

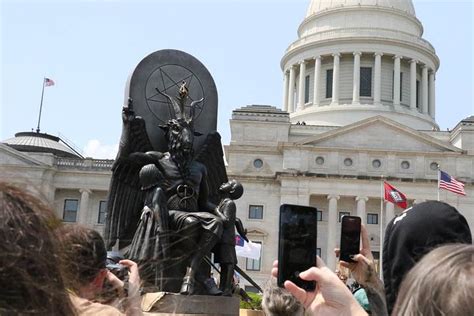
[383,201,472,314]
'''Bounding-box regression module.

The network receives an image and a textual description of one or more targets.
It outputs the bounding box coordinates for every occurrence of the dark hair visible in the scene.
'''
[0,182,76,315]
[56,225,107,291]
[393,244,474,316]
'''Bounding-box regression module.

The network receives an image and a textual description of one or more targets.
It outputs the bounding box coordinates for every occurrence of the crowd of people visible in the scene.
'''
[0,183,142,315]
[265,201,473,316]
[1,181,473,315]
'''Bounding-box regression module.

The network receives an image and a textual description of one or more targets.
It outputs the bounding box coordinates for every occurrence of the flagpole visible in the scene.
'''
[379,176,384,280]
[437,167,440,201]
[36,78,46,133]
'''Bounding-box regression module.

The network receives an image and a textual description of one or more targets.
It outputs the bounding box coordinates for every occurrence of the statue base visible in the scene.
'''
[142,292,240,316]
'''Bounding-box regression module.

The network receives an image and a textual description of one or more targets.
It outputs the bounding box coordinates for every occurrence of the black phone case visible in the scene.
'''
[277,204,317,291]
[339,215,361,263]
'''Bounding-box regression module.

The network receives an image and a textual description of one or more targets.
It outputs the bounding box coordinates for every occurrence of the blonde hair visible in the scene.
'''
[262,281,304,316]
[393,244,474,316]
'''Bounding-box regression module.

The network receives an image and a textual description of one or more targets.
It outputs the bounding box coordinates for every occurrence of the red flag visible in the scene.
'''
[44,78,55,87]
[384,181,408,209]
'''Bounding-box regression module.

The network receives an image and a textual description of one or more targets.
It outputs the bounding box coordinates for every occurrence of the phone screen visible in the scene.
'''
[340,216,361,263]
[278,204,317,291]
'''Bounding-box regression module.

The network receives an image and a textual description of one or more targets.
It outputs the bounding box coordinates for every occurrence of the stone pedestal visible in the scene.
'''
[142,292,240,316]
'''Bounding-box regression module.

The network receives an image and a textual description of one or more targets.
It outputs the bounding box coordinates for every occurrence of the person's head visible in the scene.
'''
[0,182,75,315]
[383,201,472,314]
[393,244,474,316]
[219,179,244,200]
[56,225,108,298]
[262,282,304,316]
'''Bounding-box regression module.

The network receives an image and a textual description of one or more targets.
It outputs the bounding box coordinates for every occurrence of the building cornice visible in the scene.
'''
[281,36,439,71]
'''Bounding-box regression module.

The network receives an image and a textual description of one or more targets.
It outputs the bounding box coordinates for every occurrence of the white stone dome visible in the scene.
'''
[306,0,416,18]
[280,0,440,131]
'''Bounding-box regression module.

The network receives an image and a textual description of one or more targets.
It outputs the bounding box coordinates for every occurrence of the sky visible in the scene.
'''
[1,0,473,159]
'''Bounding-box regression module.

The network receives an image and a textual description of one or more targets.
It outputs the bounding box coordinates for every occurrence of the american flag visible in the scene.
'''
[44,78,55,87]
[439,170,466,196]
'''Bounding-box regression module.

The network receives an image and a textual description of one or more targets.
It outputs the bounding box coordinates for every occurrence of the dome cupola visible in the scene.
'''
[281,0,439,130]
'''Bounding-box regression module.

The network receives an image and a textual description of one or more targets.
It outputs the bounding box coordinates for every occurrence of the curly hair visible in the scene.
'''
[0,182,75,315]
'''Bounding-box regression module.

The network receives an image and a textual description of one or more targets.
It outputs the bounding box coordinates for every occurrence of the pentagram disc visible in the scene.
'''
[126,49,218,152]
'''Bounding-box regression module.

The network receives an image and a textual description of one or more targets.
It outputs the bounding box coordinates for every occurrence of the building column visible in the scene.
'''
[410,59,417,110]
[313,56,321,106]
[385,201,395,229]
[429,71,436,118]
[374,52,383,105]
[288,66,296,113]
[326,194,340,270]
[79,188,91,225]
[393,55,402,107]
[352,52,361,105]
[282,70,289,112]
[331,53,341,106]
[297,60,307,111]
[422,65,429,114]
[356,196,368,225]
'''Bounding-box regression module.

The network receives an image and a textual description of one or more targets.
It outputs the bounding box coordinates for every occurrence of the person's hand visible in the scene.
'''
[271,258,367,316]
[105,270,125,290]
[335,225,378,286]
[119,260,142,316]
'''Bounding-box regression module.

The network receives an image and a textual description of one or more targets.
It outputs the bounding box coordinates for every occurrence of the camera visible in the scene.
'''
[106,251,128,281]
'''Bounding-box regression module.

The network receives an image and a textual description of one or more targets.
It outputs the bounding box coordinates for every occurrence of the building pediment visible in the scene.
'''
[296,116,462,153]
[0,143,47,166]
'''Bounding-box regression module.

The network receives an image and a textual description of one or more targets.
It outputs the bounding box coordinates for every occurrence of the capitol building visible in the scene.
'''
[1,0,473,292]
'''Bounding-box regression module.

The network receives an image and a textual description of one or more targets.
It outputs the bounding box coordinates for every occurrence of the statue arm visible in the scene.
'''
[235,218,248,242]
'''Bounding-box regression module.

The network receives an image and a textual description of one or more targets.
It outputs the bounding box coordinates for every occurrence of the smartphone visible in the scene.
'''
[278,204,317,291]
[339,215,361,263]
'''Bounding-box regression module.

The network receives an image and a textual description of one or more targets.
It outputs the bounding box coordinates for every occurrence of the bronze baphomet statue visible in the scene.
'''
[104,82,247,296]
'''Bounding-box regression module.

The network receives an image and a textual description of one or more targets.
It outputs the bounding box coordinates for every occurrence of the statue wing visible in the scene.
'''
[194,131,228,205]
[104,103,155,250]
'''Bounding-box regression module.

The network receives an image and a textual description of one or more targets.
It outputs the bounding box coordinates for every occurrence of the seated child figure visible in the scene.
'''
[213,179,247,296]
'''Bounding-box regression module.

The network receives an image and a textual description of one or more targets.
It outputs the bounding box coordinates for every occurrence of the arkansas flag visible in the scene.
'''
[235,235,261,260]
[384,181,408,209]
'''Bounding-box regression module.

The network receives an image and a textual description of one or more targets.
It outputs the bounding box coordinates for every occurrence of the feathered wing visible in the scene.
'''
[104,107,154,250]
[194,131,228,205]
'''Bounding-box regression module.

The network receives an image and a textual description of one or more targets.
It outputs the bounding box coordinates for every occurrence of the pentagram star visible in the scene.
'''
[146,68,196,103]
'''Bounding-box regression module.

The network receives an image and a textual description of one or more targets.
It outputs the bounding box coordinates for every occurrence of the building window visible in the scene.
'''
[245,286,259,293]
[304,75,310,103]
[98,200,107,224]
[367,213,379,225]
[430,162,439,171]
[246,241,262,271]
[315,156,325,165]
[372,159,382,168]
[316,248,321,257]
[401,160,410,170]
[392,71,403,101]
[253,159,263,169]
[416,80,420,109]
[360,67,372,97]
[326,69,333,98]
[316,210,323,221]
[338,211,351,222]
[249,205,263,219]
[344,158,353,167]
[63,199,78,222]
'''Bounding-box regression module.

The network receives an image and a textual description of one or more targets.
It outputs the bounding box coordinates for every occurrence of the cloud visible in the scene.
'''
[83,139,118,159]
